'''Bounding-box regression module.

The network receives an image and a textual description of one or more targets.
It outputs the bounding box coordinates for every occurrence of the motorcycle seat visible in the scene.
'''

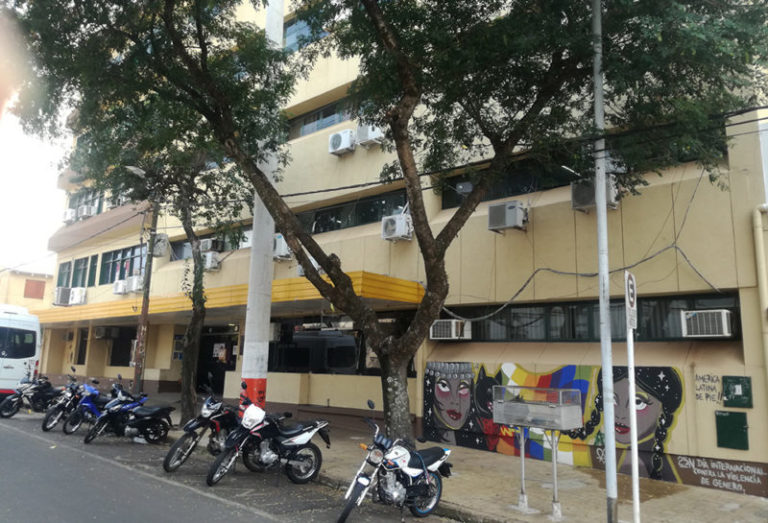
[133,405,174,417]
[94,396,110,407]
[408,447,447,469]
[277,422,309,436]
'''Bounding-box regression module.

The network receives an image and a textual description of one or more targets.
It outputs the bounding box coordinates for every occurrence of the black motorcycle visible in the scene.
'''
[41,367,79,431]
[163,385,240,472]
[0,372,62,419]
[84,378,174,444]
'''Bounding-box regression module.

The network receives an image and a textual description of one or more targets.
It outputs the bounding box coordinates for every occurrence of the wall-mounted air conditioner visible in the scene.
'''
[93,326,107,339]
[69,287,87,306]
[77,205,96,219]
[381,213,413,241]
[356,124,385,147]
[328,129,356,156]
[429,319,472,341]
[273,234,291,261]
[488,200,527,232]
[152,234,169,257]
[203,251,221,271]
[127,275,143,293]
[199,238,223,252]
[63,208,77,224]
[681,309,733,338]
[297,255,324,277]
[54,287,71,307]
[113,279,128,295]
[571,175,619,211]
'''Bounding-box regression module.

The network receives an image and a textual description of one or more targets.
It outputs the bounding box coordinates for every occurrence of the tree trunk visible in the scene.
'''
[379,351,413,442]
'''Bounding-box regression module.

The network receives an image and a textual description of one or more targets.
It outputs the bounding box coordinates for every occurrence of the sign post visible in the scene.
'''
[624,271,640,523]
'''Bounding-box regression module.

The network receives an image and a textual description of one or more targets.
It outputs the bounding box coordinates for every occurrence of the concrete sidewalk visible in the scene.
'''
[156,394,768,522]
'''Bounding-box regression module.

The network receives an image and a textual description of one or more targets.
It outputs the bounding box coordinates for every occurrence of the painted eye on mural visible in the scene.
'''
[458,381,470,397]
[635,396,650,411]
[436,379,450,393]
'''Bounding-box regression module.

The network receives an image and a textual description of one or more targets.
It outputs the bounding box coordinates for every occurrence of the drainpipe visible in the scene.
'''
[752,204,768,397]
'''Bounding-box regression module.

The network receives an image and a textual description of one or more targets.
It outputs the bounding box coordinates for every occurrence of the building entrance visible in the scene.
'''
[197,326,239,394]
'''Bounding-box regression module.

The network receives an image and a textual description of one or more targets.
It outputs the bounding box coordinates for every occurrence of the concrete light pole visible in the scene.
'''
[240,0,283,408]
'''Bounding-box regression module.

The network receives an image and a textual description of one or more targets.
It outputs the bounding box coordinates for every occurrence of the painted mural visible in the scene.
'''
[423,362,767,496]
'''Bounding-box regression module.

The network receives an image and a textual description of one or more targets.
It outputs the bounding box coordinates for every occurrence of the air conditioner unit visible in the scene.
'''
[203,251,221,271]
[381,213,413,241]
[328,129,356,156]
[199,238,223,252]
[297,255,324,277]
[53,287,71,307]
[429,319,472,341]
[113,279,128,295]
[571,175,619,211]
[273,234,291,261]
[356,124,385,147]
[127,275,143,293]
[63,208,77,224]
[269,323,281,342]
[69,287,87,306]
[488,200,527,231]
[681,309,733,338]
[77,205,96,219]
[93,326,107,339]
[152,234,169,257]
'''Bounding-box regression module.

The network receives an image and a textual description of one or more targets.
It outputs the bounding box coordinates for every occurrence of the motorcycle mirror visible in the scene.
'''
[117,374,122,381]
[91,379,99,385]
[367,399,375,410]
[283,411,292,418]
[241,381,247,390]
[70,366,76,373]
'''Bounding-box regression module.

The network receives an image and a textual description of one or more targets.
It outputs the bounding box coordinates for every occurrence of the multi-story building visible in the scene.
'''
[32,6,768,497]
[0,269,51,310]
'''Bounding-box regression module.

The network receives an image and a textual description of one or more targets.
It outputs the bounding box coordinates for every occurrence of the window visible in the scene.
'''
[109,327,136,367]
[75,328,88,365]
[71,257,89,288]
[0,328,36,359]
[87,255,98,287]
[296,189,407,234]
[287,99,351,139]
[99,245,147,285]
[283,17,326,52]
[68,188,103,213]
[57,262,72,288]
[23,280,45,300]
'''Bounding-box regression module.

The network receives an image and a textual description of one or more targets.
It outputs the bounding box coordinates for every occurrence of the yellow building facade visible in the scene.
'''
[32,6,768,497]
[0,269,51,310]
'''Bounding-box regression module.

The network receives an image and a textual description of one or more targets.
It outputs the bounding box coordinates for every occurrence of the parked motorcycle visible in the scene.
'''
[62,379,111,434]
[163,384,239,472]
[41,367,79,431]
[336,400,452,522]
[84,376,173,444]
[205,381,330,486]
[0,364,62,419]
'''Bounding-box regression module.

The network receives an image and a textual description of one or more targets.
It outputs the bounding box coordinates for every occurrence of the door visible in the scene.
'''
[0,327,37,394]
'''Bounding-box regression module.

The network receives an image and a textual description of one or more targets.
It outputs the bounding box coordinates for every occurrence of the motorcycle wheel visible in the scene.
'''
[206,447,237,486]
[285,442,322,484]
[163,432,198,472]
[206,428,228,456]
[0,395,20,418]
[409,471,442,518]
[84,418,106,444]
[337,481,366,523]
[242,441,269,473]
[142,419,170,444]
[62,410,83,434]
[42,405,65,431]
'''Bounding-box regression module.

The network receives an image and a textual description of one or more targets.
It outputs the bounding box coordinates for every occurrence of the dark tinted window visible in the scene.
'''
[0,328,36,359]
[297,190,407,234]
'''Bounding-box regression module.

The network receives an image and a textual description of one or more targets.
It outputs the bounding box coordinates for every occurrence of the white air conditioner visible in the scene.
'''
[77,205,96,219]
[429,319,472,341]
[273,234,291,261]
[328,129,356,156]
[127,275,143,293]
[199,238,222,252]
[681,309,733,338]
[93,326,107,339]
[203,251,221,271]
[69,287,87,306]
[113,279,128,295]
[63,208,77,224]
[488,200,527,231]
[54,287,71,307]
[571,175,619,211]
[269,322,281,342]
[297,255,324,277]
[356,124,385,147]
[152,233,169,257]
[381,213,413,241]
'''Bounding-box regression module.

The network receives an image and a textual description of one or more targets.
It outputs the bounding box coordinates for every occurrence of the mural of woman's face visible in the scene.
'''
[612,377,662,445]
[433,376,471,430]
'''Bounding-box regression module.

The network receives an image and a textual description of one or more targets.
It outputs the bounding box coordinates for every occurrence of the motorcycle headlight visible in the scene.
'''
[64,391,73,398]
[109,404,122,413]
[367,448,384,465]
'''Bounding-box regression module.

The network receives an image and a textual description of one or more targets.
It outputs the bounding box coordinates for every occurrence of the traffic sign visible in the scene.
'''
[625,271,637,329]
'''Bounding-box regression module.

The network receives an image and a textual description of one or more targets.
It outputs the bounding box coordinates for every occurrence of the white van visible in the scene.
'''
[0,305,41,396]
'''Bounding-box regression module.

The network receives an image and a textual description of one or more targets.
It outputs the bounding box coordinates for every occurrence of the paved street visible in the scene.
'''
[0,414,452,523]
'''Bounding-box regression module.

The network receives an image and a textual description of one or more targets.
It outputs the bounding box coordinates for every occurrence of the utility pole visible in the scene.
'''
[592,1,618,521]
[240,0,283,408]
[132,200,160,395]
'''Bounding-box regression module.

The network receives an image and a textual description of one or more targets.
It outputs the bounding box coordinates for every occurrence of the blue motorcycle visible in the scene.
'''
[62,379,111,435]
[84,378,173,444]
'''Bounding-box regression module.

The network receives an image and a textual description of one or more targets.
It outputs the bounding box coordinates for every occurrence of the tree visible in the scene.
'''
[68,97,254,423]
[6,0,767,440]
